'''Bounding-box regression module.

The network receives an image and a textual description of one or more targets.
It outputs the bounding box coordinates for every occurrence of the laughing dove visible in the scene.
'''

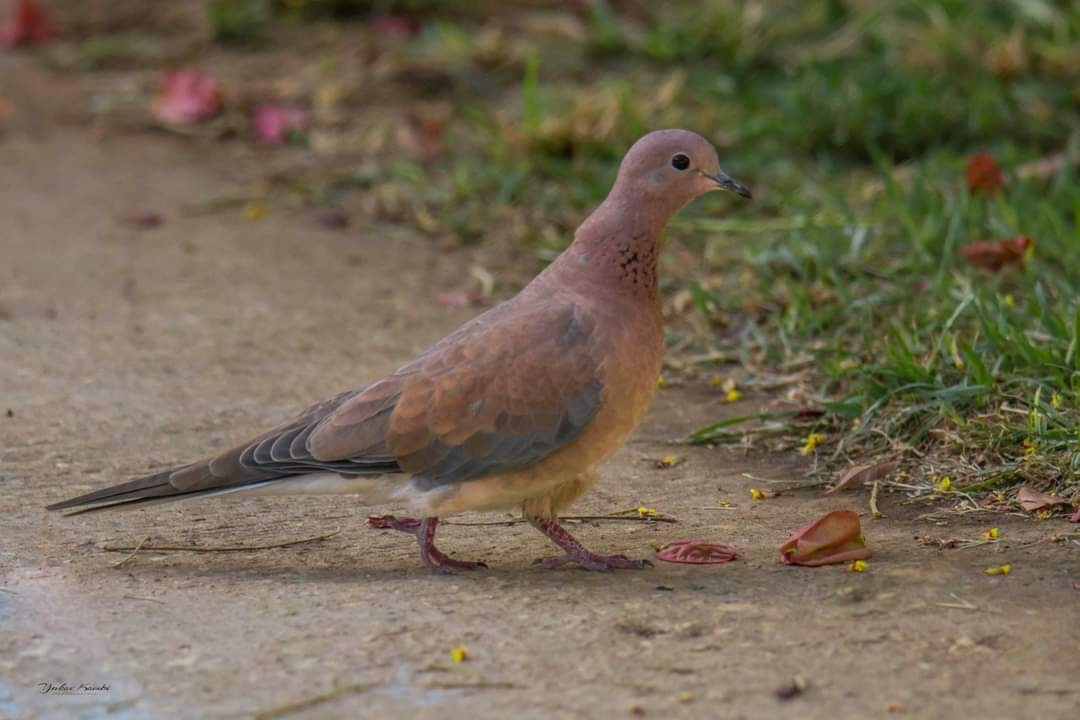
[48,129,751,572]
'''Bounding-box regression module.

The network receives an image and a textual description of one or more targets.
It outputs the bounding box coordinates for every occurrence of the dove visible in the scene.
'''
[47,128,751,572]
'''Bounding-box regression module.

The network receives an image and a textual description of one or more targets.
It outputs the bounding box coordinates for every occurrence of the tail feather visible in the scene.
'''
[46,463,280,514]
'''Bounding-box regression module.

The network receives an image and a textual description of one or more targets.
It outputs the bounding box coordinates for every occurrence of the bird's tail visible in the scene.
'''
[47,467,395,515]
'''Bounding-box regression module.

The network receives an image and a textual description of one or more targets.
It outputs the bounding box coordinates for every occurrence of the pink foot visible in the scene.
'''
[528,516,652,571]
[368,515,486,573]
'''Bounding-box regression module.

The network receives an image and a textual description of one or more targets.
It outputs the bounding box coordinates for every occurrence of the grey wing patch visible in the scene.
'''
[410,377,603,491]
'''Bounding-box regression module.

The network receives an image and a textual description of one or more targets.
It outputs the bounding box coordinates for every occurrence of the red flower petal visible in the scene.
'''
[152,70,222,126]
[656,539,737,564]
[779,509,872,566]
[965,151,1005,195]
[0,0,54,49]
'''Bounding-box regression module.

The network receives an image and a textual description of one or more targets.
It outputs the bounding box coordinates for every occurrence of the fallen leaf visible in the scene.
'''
[960,235,1032,273]
[780,509,872,567]
[399,108,449,161]
[985,564,1011,576]
[450,645,468,662]
[935,476,953,493]
[0,0,54,49]
[1017,485,1068,512]
[152,69,222,125]
[750,488,766,500]
[848,559,869,572]
[825,460,899,495]
[655,539,737,564]
[983,29,1027,78]
[965,151,1005,195]
[636,506,658,518]
[984,527,1000,540]
[252,103,309,145]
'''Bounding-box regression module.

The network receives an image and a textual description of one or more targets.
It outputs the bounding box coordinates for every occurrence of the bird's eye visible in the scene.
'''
[671,153,690,171]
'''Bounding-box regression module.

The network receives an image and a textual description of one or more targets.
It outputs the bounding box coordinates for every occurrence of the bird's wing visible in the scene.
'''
[48,301,605,511]
[307,301,605,491]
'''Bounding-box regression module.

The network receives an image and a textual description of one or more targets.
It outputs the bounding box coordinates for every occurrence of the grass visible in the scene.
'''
[218,1,1080,503]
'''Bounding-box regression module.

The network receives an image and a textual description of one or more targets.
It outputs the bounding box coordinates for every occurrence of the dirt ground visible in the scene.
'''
[2,54,1079,720]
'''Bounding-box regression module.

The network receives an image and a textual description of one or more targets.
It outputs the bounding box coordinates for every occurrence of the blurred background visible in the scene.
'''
[3,0,1079,500]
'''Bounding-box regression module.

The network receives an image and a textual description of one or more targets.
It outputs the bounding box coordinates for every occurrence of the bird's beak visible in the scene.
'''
[705,169,752,199]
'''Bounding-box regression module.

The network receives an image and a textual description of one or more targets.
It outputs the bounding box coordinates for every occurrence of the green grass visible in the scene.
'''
[256,0,1080,501]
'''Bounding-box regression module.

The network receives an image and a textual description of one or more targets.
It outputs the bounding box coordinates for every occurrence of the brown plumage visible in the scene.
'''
[47,129,751,572]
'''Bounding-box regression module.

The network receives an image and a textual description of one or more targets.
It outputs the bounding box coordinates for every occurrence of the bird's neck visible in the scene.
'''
[549,189,676,299]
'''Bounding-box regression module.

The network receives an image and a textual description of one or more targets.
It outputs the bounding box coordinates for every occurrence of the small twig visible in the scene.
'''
[1016,532,1080,550]
[936,593,978,610]
[869,480,883,519]
[696,505,738,511]
[253,683,376,720]
[111,536,151,568]
[101,529,342,554]
[122,595,164,604]
[0,587,18,595]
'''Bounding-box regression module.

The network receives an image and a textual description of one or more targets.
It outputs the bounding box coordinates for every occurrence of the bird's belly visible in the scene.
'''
[410,341,661,517]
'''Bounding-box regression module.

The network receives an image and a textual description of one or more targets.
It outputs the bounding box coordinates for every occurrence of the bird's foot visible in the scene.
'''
[527,515,651,571]
[368,515,487,573]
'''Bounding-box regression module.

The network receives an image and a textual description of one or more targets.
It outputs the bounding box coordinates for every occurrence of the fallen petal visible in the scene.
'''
[1017,485,1068,512]
[152,69,222,125]
[252,103,310,145]
[780,509,872,566]
[656,540,737,564]
[0,0,55,49]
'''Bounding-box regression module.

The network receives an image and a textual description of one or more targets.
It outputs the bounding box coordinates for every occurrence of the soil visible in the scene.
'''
[2,53,1078,720]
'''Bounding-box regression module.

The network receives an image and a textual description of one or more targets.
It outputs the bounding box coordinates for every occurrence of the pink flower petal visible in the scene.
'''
[1,0,55,49]
[656,539,737,564]
[152,70,222,125]
[252,103,310,145]
[780,509,872,566]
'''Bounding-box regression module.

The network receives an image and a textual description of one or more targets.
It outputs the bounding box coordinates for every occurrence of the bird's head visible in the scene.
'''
[613,128,751,209]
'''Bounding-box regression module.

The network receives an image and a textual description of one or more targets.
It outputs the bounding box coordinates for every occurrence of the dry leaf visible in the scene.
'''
[825,460,899,496]
[965,151,1005,195]
[1017,485,1068,512]
[656,540,737,564]
[780,510,872,566]
[959,235,1032,273]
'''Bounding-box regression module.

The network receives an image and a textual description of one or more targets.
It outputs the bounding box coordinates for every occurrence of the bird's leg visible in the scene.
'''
[527,515,652,571]
[368,515,487,572]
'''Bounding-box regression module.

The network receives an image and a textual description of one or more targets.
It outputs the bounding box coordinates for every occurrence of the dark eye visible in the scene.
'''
[671,153,690,171]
